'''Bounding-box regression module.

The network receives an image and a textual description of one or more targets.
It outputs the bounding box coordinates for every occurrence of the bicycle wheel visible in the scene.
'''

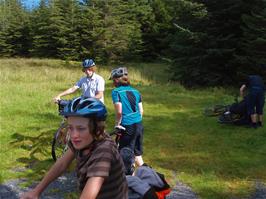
[218,113,241,124]
[204,105,228,116]
[51,122,69,161]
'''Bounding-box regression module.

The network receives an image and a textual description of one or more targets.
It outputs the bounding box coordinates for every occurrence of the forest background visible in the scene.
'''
[0,0,266,87]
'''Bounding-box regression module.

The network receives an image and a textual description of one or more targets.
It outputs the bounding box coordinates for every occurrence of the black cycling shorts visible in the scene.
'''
[119,122,144,156]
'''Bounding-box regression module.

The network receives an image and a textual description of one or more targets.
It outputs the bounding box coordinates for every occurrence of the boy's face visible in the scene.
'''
[83,67,94,77]
[67,116,93,150]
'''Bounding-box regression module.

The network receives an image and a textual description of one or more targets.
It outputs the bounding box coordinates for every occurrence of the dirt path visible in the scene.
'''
[0,171,198,199]
[1,172,265,199]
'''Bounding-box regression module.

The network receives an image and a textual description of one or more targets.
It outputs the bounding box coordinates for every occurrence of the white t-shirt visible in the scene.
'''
[75,73,105,103]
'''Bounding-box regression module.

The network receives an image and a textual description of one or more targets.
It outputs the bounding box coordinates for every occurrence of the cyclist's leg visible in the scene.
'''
[118,124,135,152]
[134,122,144,167]
[119,123,144,166]
[256,91,265,125]
[247,93,257,125]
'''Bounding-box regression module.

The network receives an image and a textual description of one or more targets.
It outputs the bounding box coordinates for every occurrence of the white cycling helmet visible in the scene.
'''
[109,67,128,80]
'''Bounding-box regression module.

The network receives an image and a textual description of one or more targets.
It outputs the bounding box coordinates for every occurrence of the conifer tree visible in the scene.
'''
[0,0,10,56]
[0,0,30,56]
[170,0,247,87]
[140,0,174,60]
[238,0,266,78]
[57,0,80,60]
[169,0,208,86]
[30,0,51,57]
[81,0,143,63]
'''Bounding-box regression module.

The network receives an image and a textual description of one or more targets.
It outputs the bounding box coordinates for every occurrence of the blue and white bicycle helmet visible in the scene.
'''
[109,67,128,80]
[82,59,95,69]
[61,97,107,121]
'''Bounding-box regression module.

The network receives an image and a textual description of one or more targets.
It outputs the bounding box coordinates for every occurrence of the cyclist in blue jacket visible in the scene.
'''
[110,67,144,167]
[240,75,265,128]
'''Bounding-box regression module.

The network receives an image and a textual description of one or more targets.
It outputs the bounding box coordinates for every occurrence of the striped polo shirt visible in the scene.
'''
[69,135,128,199]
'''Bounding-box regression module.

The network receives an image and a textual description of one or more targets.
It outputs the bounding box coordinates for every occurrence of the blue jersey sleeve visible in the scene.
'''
[112,90,120,103]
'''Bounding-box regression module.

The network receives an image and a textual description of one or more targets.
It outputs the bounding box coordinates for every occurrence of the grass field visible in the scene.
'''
[0,58,265,199]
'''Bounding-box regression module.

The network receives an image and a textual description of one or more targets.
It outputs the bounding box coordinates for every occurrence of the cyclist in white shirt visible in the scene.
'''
[53,59,105,103]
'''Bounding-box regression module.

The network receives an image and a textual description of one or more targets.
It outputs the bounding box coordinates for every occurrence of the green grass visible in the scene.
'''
[0,58,265,199]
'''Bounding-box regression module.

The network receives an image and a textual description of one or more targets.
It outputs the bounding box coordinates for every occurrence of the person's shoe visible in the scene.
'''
[248,122,257,129]
[257,121,263,127]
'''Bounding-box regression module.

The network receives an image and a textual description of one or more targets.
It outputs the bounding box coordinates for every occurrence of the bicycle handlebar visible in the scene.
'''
[115,125,126,131]
[58,99,70,114]
[109,126,127,136]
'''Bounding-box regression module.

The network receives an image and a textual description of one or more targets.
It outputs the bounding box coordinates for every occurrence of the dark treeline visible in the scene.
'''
[0,0,265,87]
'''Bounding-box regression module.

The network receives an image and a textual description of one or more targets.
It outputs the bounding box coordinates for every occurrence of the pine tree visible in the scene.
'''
[238,0,266,78]
[0,0,31,56]
[170,0,247,87]
[31,0,80,59]
[169,0,209,86]
[57,0,80,60]
[200,0,244,86]
[80,0,144,63]
[140,0,174,60]
[30,0,52,57]
[0,0,10,56]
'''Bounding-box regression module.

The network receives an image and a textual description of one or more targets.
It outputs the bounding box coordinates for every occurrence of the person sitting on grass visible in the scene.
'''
[20,97,128,199]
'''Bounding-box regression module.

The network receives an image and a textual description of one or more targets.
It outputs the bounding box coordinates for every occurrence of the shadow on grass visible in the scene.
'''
[9,114,58,181]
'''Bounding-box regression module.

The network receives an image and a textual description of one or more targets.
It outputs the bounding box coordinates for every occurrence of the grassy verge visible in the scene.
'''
[0,58,265,199]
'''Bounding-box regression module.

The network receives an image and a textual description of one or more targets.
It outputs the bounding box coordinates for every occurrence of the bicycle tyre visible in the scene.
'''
[51,122,68,161]
[204,105,228,117]
[218,113,242,124]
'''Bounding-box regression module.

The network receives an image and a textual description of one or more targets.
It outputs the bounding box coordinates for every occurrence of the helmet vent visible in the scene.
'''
[72,98,81,112]
[78,100,93,110]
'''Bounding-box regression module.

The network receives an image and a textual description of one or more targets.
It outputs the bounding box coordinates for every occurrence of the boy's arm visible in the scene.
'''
[240,84,246,98]
[138,102,143,118]
[95,91,104,100]
[53,86,79,103]
[79,177,105,199]
[95,77,105,100]
[114,102,122,126]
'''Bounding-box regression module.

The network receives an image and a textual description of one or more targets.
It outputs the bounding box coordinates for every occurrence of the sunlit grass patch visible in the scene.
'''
[179,172,252,199]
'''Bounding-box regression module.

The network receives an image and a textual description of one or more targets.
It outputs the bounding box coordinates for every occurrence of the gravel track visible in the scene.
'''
[1,172,265,199]
[0,171,198,199]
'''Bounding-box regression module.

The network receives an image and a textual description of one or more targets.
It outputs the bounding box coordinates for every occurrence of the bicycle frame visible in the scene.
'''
[109,127,128,148]
[51,100,70,161]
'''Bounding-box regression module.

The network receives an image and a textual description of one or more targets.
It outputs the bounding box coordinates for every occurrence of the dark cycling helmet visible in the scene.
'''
[61,97,107,121]
[109,67,128,80]
[82,59,95,69]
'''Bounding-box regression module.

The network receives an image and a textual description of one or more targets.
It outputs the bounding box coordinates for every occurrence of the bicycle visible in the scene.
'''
[51,99,70,161]
[109,125,127,148]
[203,96,248,125]
[203,104,230,117]
[203,96,239,117]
